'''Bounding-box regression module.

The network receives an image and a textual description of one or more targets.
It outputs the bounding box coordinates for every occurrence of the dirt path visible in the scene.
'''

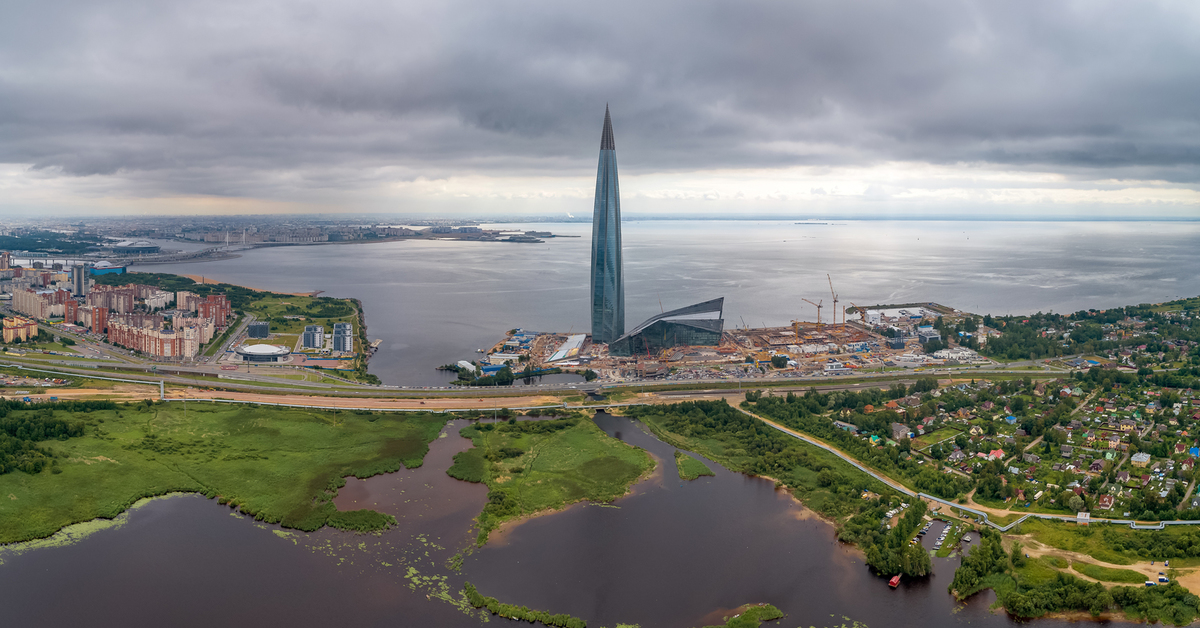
[1,386,159,401]
[167,388,567,410]
[1017,536,1197,591]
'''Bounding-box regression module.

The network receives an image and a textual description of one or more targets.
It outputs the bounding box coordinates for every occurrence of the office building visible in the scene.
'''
[609,298,725,357]
[247,322,270,339]
[590,105,624,344]
[71,265,90,296]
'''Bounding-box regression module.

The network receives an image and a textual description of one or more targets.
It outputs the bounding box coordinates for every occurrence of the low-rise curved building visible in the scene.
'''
[608,297,724,357]
[235,343,291,363]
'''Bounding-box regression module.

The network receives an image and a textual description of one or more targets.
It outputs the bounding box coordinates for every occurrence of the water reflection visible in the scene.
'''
[0,413,1083,628]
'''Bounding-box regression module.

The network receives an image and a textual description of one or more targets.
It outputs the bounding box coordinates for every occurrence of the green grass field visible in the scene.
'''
[447,416,654,543]
[0,401,446,543]
[674,450,715,480]
[1013,556,1066,587]
[1072,561,1147,583]
[912,427,960,449]
[1017,519,1200,568]
[242,296,357,335]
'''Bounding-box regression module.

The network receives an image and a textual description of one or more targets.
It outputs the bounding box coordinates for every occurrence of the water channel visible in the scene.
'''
[0,413,1082,627]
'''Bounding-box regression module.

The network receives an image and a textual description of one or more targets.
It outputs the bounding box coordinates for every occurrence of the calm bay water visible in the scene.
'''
[3,220,1192,627]
[140,220,1200,386]
[0,413,1085,628]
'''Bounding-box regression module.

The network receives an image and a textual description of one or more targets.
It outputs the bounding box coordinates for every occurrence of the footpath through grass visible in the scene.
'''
[674,450,715,480]
[1072,562,1147,584]
[1018,518,1200,568]
[0,400,445,543]
[447,415,654,544]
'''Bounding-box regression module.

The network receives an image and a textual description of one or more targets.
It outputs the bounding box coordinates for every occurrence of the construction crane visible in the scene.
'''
[802,298,823,330]
[849,302,868,325]
[827,274,840,329]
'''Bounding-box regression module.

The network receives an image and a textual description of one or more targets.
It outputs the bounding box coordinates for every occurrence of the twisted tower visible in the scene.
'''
[590,105,624,344]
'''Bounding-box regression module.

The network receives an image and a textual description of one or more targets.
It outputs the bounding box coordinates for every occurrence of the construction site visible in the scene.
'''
[470,275,991,383]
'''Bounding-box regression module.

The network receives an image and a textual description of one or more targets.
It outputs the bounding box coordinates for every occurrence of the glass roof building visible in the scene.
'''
[609,298,725,357]
[590,105,625,345]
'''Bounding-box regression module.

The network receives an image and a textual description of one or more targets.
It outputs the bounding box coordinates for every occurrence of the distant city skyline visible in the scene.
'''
[0,1,1197,218]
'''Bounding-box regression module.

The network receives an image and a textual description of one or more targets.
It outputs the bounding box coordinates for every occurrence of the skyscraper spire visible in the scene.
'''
[590,105,624,344]
[600,104,615,150]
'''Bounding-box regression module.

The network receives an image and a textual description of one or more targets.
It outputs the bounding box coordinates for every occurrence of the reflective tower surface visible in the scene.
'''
[590,105,624,345]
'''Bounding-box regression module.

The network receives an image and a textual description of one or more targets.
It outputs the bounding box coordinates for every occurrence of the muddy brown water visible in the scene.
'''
[0,414,1080,627]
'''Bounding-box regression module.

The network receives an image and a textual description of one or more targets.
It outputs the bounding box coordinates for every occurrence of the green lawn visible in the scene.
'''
[1017,519,1200,567]
[912,427,960,449]
[1013,556,1067,587]
[674,450,715,480]
[447,416,654,544]
[0,401,446,543]
[241,295,357,335]
[1072,561,1147,584]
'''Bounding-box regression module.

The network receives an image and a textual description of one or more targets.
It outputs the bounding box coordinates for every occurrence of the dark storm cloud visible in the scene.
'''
[1,0,1198,199]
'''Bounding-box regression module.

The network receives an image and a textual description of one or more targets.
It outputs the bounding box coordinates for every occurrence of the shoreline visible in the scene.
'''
[484,446,661,546]
[175,274,321,297]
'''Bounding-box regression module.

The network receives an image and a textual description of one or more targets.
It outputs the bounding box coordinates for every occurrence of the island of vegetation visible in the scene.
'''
[674,450,715,480]
[446,412,654,544]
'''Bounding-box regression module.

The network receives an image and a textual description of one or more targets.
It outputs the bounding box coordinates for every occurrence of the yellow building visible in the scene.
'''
[2,316,38,343]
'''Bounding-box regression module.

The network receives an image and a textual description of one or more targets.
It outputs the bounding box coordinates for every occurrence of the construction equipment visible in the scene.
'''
[849,302,868,325]
[827,274,840,329]
[802,298,823,330]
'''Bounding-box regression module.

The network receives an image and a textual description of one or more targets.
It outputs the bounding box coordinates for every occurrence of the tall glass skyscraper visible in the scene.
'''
[590,105,624,345]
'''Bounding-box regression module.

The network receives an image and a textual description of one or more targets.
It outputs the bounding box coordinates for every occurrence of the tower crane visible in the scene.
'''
[802,298,823,331]
[827,274,840,329]
[849,302,868,325]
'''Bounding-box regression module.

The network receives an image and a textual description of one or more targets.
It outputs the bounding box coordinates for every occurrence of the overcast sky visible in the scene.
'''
[1,0,1198,217]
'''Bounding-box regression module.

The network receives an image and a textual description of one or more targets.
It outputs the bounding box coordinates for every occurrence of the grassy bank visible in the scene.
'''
[0,400,445,543]
[463,582,589,628]
[446,415,654,544]
[950,528,1200,623]
[674,451,715,480]
[1018,518,1200,567]
[627,401,933,577]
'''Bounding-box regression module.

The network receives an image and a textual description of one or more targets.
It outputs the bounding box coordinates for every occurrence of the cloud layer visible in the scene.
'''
[1,0,1198,214]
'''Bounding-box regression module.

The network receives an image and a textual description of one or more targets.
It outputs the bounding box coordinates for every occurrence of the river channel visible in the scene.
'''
[0,413,1086,627]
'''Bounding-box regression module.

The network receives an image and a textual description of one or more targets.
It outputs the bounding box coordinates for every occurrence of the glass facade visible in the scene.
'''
[609,298,725,357]
[590,105,624,344]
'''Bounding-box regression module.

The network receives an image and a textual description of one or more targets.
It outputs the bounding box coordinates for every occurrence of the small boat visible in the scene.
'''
[889,575,901,588]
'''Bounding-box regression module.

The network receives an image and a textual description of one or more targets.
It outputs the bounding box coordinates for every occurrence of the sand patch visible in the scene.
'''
[68,456,120,465]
